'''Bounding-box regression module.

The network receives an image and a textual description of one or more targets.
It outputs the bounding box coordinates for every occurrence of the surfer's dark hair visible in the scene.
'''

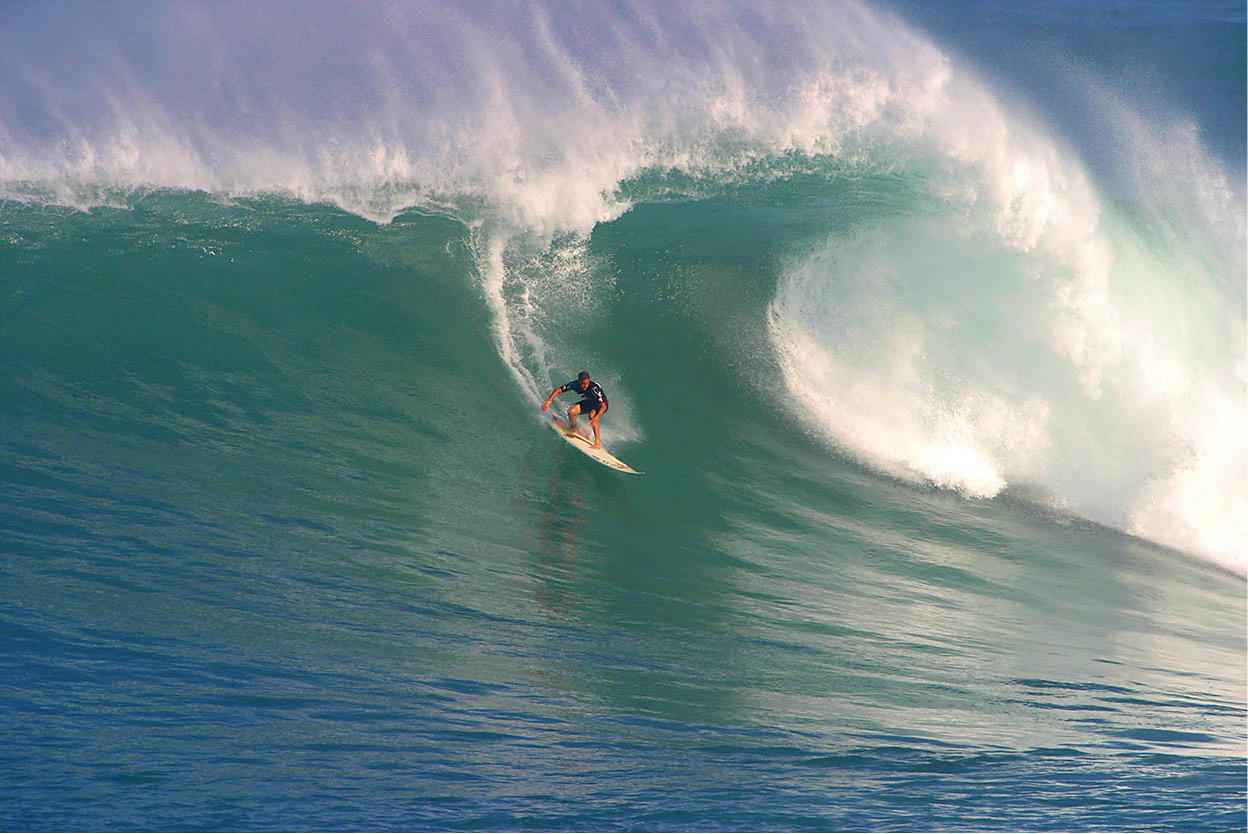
[578,371,590,381]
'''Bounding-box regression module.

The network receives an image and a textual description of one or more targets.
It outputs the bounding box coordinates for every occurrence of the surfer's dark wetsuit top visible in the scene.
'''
[561,380,608,413]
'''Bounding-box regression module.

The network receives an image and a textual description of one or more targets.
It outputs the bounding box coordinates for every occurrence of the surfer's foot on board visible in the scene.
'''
[554,416,589,441]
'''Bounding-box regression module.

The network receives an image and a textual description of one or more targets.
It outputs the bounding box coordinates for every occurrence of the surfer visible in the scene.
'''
[542,371,608,449]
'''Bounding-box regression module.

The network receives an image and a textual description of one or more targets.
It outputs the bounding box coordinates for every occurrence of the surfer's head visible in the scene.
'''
[577,371,590,388]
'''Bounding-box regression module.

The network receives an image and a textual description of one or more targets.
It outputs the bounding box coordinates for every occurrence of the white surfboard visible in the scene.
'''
[548,417,643,474]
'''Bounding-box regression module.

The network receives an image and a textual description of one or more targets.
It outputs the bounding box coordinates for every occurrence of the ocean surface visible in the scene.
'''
[1,1,1245,831]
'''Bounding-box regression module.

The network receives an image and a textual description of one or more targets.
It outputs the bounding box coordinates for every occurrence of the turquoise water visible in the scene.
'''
[2,1,1245,830]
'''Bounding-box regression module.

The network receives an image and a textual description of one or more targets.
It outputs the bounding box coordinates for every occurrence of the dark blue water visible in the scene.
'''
[1,1,1244,831]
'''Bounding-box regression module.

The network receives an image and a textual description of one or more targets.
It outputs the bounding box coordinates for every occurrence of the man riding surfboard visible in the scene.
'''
[542,371,608,449]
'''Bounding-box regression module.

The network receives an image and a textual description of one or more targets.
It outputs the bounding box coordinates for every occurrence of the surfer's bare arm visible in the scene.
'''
[541,388,561,411]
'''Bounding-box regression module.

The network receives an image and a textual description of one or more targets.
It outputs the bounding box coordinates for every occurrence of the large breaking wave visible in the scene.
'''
[1,0,1242,571]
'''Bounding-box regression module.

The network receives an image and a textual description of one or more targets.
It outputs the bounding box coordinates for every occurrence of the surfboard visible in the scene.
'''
[548,417,643,474]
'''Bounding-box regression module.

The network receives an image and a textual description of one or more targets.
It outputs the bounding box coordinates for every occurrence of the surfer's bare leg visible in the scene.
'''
[589,405,604,448]
[566,404,581,432]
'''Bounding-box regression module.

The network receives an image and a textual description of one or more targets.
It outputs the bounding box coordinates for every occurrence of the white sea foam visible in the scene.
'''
[763,31,1246,573]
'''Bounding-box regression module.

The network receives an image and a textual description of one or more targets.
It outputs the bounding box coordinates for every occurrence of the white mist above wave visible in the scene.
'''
[0,0,953,227]
[1,1,1242,570]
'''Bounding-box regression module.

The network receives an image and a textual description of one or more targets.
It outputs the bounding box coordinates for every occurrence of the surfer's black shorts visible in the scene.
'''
[574,399,607,416]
